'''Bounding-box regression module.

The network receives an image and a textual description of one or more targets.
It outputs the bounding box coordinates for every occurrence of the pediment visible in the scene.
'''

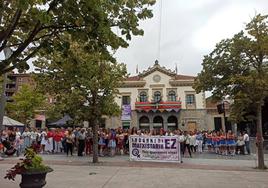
[139,60,176,78]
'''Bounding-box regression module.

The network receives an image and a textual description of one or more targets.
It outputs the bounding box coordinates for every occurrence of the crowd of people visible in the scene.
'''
[0,126,251,158]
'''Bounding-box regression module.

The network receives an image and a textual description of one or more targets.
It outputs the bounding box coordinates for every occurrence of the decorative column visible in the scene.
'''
[163,115,168,131]
[149,114,153,130]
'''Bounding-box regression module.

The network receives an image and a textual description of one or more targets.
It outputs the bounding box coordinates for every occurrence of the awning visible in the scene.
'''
[3,116,25,127]
[47,114,72,126]
[35,114,46,121]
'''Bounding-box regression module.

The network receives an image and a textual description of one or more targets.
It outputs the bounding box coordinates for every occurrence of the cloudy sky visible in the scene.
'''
[115,0,268,76]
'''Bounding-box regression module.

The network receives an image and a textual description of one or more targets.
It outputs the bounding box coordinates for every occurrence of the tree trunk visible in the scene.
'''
[0,73,7,131]
[256,102,265,169]
[92,118,99,163]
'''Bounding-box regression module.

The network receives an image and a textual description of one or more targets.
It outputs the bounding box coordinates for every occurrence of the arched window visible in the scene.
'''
[153,116,163,123]
[154,91,161,102]
[153,116,164,129]
[139,116,150,130]
[167,116,178,131]
[167,116,178,124]
[139,116,149,124]
[168,90,176,101]
[139,91,147,102]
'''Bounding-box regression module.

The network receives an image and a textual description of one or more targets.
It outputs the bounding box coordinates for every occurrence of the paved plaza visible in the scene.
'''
[1,164,268,188]
[0,153,268,188]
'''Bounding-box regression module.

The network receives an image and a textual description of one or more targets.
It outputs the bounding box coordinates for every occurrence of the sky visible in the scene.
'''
[115,0,268,76]
[1,0,268,76]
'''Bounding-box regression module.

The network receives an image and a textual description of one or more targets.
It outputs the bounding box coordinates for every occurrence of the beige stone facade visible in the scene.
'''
[105,61,207,131]
[205,98,231,132]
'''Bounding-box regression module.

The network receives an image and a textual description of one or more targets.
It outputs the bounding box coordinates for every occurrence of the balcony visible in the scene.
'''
[135,101,181,112]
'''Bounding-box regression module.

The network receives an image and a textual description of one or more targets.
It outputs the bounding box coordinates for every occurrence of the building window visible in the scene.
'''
[153,91,161,102]
[122,121,130,130]
[139,91,147,102]
[122,96,130,105]
[168,90,176,101]
[6,92,13,97]
[186,94,195,104]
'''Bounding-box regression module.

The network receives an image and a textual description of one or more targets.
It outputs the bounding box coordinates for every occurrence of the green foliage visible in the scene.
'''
[43,103,65,122]
[5,148,52,181]
[23,149,47,171]
[0,0,155,75]
[34,39,127,122]
[34,38,128,163]
[6,84,46,124]
[194,14,268,122]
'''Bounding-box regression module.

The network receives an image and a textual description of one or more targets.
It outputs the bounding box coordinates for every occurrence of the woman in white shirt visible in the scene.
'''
[40,128,48,154]
[22,128,31,149]
[189,132,196,153]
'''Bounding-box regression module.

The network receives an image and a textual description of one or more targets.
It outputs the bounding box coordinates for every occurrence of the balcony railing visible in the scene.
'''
[135,101,181,111]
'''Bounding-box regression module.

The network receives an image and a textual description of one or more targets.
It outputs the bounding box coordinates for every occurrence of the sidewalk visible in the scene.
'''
[1,152,267,171]
[0,164,267,188]
[1,153,267,188]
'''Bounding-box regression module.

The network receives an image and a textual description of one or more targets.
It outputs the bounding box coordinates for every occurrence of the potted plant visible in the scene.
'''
[5,148,53,188]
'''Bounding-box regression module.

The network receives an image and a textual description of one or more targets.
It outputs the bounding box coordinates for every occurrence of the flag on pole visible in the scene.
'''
[175,63,178,74]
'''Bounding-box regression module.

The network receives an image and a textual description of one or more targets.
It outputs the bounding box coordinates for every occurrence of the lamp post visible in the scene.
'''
[222,102,227,132]
[217,101,226,132]
[0,48,12,131]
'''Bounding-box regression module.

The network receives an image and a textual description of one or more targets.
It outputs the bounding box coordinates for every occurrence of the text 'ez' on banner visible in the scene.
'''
[129,135,181,162]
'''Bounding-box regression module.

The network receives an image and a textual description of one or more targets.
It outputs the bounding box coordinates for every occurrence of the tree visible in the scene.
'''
[0,75,3,94]
[6,84,46,124]
[35,40,127,163]
[194,14,268,169]
[0,0,155,75]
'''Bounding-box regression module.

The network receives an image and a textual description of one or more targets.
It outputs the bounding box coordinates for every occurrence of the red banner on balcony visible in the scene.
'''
[135,101,181,112]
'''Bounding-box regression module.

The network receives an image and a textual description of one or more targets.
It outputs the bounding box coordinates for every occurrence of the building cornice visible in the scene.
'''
[119,81,146,88]
[169,80,194,86]
[150,84,165,88]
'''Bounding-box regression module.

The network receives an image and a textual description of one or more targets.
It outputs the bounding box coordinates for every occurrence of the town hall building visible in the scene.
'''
[105,61,208,132]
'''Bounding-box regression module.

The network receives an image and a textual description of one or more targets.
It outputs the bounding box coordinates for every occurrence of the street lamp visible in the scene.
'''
[217,101,227,132]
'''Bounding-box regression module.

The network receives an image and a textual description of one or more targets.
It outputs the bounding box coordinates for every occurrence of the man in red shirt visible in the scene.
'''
[53,128,63,153]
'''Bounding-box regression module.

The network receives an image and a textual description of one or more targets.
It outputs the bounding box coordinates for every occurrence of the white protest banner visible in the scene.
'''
[129,135,181,162]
